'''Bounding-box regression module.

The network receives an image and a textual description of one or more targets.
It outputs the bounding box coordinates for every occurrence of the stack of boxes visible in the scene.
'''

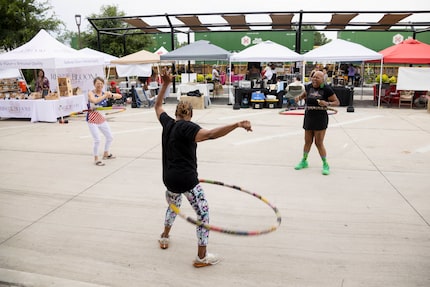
[57,77,73,97]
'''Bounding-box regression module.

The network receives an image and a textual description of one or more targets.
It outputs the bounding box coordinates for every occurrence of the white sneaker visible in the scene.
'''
[193,253,220,268]
[158,237,169,249]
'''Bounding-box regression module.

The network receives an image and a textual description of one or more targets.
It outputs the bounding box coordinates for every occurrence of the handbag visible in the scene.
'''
[186,90,201,97]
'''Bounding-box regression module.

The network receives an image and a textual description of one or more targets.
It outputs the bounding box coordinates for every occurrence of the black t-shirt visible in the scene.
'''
[304,83,334,106]
[159,112,201,193]
[303,83,335,131]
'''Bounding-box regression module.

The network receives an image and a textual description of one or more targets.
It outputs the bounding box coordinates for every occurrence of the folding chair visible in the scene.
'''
[284,85,304,109]
[398,90,414,108]
[139,88,155,108]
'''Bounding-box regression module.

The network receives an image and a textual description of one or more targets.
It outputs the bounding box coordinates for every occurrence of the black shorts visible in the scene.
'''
[303,110,328,130]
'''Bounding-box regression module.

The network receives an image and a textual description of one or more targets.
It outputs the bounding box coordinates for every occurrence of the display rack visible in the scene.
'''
[0,78,22,99]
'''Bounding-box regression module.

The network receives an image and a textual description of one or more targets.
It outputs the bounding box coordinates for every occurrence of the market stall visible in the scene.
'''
[303,39,383,109]
[0,29,104,121]
[229,40,303,109]
[160,40,231,99]
[0,95,86,123]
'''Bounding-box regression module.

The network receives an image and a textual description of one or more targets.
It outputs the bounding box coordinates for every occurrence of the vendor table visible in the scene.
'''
[0,95,86,122]
[234,87,282,109]
[176,83,211,108]
[332,86,353,106]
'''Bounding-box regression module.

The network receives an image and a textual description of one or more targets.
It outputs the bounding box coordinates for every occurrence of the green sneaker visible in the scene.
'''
[322,163,330,175]
[294,160,308,170]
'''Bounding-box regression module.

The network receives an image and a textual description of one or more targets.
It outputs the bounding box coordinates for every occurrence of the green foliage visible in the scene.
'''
[0,0,63,51]
[81,5,153,57]
[301,25,331,46]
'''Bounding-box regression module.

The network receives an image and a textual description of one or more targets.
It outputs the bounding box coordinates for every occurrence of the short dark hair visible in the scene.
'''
[93,76,105,84]
[294,74,301,81]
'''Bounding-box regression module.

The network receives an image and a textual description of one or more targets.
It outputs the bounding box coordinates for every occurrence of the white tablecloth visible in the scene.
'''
[0,95,86,122]
[176,83,211,108]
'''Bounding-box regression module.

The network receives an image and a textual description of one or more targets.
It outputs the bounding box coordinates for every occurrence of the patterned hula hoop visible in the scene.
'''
[279,106,338,116]
[169,179,282,236]
[71,106,127,116]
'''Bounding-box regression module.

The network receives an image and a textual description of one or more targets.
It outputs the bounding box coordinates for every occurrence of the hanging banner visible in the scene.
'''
[44,66,105,99]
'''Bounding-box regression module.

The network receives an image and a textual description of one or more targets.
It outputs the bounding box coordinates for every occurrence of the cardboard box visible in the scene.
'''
[265,99,279,109]
[180,95,204,109]
[57,77,73,96]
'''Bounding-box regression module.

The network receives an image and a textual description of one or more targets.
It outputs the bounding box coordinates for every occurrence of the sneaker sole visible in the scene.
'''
[294,164,308,170]
[193,261,220,268]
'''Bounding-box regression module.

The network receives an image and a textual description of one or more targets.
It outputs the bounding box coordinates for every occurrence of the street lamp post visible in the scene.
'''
[75,14,81,49]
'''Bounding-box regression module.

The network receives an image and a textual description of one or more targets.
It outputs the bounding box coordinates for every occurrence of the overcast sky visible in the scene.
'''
[49,0,428,42]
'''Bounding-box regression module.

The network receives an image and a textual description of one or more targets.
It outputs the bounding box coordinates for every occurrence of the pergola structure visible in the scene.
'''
[88,10,430,54]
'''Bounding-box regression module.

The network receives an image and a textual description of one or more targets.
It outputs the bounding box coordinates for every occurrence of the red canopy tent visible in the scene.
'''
[378,39,430,64]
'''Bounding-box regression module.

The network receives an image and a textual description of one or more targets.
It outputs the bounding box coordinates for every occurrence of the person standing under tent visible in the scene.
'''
[35,69,50,96]
[347,64,356,86]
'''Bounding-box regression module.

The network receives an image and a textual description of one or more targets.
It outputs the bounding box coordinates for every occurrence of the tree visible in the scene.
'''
[0,0,63,51]
[79,5,153,57]
[314,31,331,46]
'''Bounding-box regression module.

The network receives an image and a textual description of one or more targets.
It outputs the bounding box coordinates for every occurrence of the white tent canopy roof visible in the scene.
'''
[230,40,303,62]
[0,29,104,69]
[160,40,231,61]
[303,39,383,62]
[77,47,118,66]
[154,46,169,56]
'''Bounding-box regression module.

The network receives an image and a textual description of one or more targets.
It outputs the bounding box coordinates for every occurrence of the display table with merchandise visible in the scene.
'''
[0,95,86,122]
[176,83,211,108]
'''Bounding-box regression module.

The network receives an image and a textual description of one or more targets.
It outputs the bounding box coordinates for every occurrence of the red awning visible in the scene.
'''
[378,39,430,64]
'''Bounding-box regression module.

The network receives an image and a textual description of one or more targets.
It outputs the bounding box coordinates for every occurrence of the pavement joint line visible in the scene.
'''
[78,127,159,138]
[234,115,384,145]
[218,110,273,120]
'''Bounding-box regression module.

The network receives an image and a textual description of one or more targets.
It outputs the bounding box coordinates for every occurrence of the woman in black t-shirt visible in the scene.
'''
[154,68,252,268]
[294,71,339,175]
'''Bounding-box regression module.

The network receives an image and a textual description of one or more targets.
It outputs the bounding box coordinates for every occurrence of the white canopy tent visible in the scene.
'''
[0,29,104,94]
[302,39,384,107]
[229,40,303,98]
[77,47,119,80]
[160,40,231,61]
[303,39,383,62]
[77,47,118,66]
[0,29,104,70]
[230,40,303,62]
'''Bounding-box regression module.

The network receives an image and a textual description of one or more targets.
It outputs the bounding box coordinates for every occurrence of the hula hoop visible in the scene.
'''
[169,179,282,236]
[279,107,337,116]
[72,106,127,116]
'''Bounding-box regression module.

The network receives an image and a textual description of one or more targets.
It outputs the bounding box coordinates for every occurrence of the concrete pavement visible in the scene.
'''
[0,97,429,287]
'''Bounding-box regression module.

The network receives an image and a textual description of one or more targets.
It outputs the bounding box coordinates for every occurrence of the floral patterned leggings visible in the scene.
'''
[164,184,209,246]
